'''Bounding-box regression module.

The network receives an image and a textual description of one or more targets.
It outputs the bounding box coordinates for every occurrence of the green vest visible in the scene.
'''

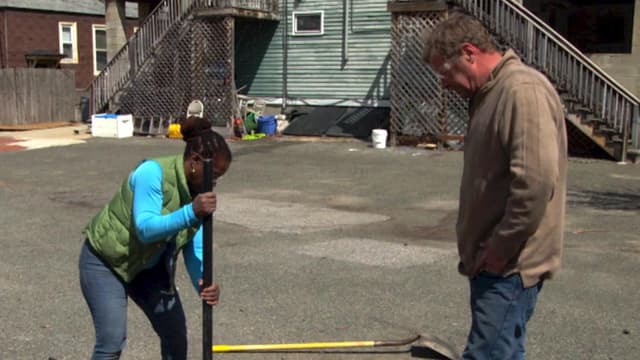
[85,155,198,283]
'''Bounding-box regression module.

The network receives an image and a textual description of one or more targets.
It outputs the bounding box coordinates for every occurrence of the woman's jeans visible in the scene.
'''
[79,240,187,360]
[462,271,543,360]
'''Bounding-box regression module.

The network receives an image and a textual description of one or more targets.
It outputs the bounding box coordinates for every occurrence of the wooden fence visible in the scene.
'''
[0,69,76,126]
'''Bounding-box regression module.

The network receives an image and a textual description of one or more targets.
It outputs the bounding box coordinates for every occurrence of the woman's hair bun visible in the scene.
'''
[181,116,211,141]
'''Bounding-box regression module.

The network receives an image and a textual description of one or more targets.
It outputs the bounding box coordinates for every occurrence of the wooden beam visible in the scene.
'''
[387,0,447,13]
[194,7,280,21]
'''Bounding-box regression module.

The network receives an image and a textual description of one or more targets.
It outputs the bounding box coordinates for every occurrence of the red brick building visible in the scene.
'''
[0,1,139,90]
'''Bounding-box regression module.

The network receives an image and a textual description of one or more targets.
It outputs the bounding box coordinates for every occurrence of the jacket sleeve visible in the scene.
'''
[131,160,199,243]
[183,226,203,291]
[489,83,560,260]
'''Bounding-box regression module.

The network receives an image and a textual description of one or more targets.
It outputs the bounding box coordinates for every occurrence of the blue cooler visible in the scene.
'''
[257,115,277,135]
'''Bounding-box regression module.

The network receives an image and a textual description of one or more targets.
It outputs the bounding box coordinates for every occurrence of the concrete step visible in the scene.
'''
[626,148,640,164]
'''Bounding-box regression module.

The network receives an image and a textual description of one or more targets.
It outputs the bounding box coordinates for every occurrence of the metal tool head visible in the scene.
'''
[411,333,460,360]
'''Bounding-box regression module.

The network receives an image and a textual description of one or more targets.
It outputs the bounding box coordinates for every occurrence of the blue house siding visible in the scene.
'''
[237,0,392,105]
[235,17,283,97]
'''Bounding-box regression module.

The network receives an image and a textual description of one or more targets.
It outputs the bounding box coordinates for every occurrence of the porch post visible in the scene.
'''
[632,0,640,54]
[632,104,639,149]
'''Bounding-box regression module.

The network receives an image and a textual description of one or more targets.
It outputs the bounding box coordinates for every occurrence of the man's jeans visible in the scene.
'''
[462,271,542,360]
[79,241,187,360]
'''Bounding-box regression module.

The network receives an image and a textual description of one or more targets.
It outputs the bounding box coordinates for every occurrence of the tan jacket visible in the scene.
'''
[456,49,567,287]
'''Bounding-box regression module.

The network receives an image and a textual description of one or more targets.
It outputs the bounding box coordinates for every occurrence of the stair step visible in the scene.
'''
[571,104,592,113]
[584,114,606,125]
[596,127,619,135]
[561,96,579,104]
[608,135,623,143]
[626,149,640,164]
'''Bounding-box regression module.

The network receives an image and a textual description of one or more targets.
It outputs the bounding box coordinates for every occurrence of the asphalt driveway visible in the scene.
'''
[0,135,638,359]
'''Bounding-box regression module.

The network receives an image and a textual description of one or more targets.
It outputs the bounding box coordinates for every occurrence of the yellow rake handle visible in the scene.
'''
[214,341,375,352]
[213,335,421,352]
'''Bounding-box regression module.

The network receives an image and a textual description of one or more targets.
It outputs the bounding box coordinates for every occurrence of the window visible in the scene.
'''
[292,11,324,36]
[58,22,78,63]
[92,25,107,74]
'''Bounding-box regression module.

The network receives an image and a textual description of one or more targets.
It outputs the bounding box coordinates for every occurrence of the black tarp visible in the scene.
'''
[283,106,390,139]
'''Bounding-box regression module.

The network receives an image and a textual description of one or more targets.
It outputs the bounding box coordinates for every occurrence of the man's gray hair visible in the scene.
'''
[422,12,498,63]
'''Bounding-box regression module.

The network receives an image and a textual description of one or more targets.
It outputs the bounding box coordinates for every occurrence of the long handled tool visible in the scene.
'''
[212,333,460,359]
[202,159,214,360]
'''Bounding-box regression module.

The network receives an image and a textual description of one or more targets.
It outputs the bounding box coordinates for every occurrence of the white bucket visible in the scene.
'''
[371,129,388,149]
[275,114,288,134]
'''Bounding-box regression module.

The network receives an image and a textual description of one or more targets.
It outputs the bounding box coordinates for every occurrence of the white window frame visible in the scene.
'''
[92,24,107,75]
[58,22,78,64]
[292,11,324,36]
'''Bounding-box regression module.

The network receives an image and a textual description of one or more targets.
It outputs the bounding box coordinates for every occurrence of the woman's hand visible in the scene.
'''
[192,192,217,218]
[198,279,220,305]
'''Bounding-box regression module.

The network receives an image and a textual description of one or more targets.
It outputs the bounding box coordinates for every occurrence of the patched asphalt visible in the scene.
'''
[0,134,639,359]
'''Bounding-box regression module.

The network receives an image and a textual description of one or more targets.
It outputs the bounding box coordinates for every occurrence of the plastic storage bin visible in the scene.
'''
[91,114,134,138]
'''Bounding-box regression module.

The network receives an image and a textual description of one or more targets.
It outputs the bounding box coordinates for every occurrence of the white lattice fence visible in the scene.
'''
[119,16,235,131]
[390,11,468,141]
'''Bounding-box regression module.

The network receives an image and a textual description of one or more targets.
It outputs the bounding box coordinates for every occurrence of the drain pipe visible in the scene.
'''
[281,0,288,113]
[2,11,8,67]
[342,0,349,67]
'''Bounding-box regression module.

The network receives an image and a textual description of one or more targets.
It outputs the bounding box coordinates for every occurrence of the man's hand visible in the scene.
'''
[198,279,220,305]
[471,243,508,277]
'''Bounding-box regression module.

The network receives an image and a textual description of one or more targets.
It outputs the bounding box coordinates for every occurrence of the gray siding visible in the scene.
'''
[239,0,391,102]
[235,16,284,97]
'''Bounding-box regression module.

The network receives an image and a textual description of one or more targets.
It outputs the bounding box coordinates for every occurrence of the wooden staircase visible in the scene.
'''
[90,0,279,133]
[451,0,640,162]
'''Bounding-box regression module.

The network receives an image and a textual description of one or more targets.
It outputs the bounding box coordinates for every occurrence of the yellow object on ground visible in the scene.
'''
[213,340,375,352]
[167,123,182,139]
[242,132,266,141]
[211,334,458,359]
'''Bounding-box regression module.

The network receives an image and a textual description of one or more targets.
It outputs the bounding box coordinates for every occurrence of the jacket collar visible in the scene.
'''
[469,48,521,112]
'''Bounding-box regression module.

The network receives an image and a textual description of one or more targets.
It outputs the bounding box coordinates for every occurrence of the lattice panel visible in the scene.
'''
[390,11,468,139]
[120,16,234,128]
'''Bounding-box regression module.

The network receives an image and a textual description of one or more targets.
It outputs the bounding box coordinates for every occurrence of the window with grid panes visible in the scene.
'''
[93,25,107,74]
[59,22,78,63]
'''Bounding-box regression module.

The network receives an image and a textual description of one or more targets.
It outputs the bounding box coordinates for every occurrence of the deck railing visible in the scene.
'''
[453,0,639,149]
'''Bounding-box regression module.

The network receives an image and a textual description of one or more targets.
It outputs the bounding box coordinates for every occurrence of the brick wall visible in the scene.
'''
[0,9,138,89]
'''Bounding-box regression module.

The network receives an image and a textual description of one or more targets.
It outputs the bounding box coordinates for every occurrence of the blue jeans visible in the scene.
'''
[79,240,187,360]
[462,271,542,360]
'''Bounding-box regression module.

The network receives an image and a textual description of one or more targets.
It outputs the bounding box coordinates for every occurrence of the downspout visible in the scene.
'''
[3,10,9,67]
[281,0,288,113]
[342,0,348,67]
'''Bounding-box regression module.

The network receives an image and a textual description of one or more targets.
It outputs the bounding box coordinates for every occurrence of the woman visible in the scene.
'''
[79,116,232,359]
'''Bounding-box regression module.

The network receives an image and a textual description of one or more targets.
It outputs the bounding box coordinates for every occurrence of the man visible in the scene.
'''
[422,12,567,359]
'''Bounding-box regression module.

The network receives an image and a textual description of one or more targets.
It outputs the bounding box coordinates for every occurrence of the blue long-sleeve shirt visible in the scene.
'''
[129,160,204,291]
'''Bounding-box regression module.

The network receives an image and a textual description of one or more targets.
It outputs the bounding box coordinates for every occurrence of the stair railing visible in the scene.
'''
[92,0,199,113]
[453,0,639,150]
[91,0,279,113]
